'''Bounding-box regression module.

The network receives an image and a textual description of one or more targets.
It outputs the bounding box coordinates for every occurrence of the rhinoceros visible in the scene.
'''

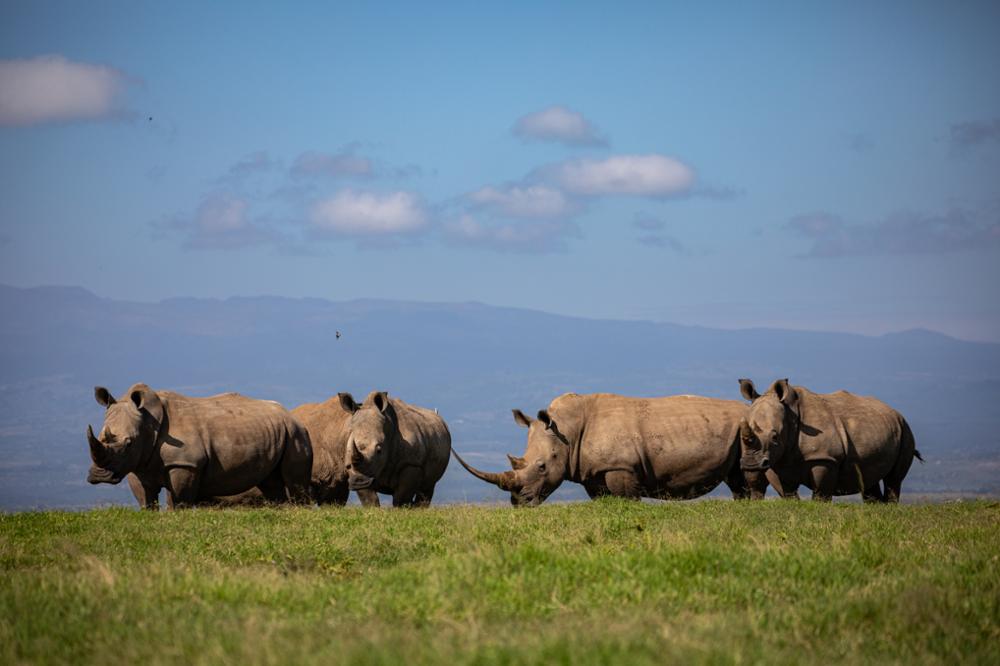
[737,378,922,502]
[291,393,377,506]
[340,391,451,507]
[87,384,313,508]
[453,392,751,506]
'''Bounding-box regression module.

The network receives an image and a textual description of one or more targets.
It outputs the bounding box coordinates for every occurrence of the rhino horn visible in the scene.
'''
[451,449,516,490]
[87,425,108,464]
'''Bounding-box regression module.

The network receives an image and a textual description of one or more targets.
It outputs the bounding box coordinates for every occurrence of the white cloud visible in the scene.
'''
[0,55,128,126]
[310,190,427,235]
[512,105,606,146]
[154,192,277,250]
[542,154,695,197]
[444,214,580,253]
[468,184,578,219]
[291,150,373,178]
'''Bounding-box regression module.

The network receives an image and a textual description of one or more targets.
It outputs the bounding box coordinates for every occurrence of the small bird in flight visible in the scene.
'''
[335,331,341,340]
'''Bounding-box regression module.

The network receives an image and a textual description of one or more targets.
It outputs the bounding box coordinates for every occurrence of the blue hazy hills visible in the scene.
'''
[2,284,997,509]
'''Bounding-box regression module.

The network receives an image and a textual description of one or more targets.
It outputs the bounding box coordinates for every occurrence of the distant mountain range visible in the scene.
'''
[2,284,998,509]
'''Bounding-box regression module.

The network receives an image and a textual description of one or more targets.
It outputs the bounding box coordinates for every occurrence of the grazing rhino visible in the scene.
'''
[340,391,451,507]
[291,393,378,506]
[453,392,750,506]
[737,378,922,502]
[87,384,313,508]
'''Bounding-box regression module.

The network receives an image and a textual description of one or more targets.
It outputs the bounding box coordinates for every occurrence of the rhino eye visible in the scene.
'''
[537,460,546,472]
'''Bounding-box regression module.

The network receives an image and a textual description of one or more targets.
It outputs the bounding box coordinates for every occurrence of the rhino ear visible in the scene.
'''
[507,454,528,470]
[537,410,556,431]
[128,384,164,427]
[372,391,390,414]
[772,379,799,409]
[512,409,533,428]
[338,392,359,414]
[94,387,116,408]
[738,379,759,402]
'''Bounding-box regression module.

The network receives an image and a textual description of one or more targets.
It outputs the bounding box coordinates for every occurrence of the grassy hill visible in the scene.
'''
[2,500,998,664]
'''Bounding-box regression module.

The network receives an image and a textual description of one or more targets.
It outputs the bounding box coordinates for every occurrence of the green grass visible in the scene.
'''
[2,500,999,665]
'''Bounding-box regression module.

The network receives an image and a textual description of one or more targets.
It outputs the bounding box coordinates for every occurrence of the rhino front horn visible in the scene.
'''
[87,425,107,464]
[451,449,516,491]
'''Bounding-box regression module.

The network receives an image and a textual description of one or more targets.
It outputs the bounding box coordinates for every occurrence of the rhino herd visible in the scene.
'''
[86,379,922,509]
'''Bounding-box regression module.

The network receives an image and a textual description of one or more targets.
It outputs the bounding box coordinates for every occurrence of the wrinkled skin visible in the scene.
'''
[340,391,451,507]
[454,392,751,506]
[87,384,313,509]
[737,378,922,502]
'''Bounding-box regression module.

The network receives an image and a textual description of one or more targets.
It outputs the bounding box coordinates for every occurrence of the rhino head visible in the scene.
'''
[453,408,570,506]
[737,378,799,474]
[340,391,395,491]
[87,384,163,485]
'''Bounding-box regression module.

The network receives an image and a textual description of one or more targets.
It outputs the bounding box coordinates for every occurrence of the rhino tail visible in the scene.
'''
[914,449,925,463]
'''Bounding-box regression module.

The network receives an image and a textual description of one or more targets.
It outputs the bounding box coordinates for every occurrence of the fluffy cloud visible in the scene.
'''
[512,105,606,146]
[157,192,278,250]
[0,55,129,126]
[789,209,1000,257]
[468,184,578,219]
[444,214,580,253]
[539,154,695,197]
[291,149,373,178]
[310,190,427,236]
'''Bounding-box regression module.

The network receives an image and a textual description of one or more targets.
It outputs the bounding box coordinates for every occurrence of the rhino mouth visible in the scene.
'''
[740,456,770,472]
[87,466,124,485]
[348,474,375,490]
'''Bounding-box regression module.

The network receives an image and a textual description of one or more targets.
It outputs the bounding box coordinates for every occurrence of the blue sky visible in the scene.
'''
[1,1,999,340]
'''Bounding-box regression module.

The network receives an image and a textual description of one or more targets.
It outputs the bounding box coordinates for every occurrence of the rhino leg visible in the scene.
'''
[314,480,349,506]
[605,470,643,500]
[127,474,161,510]
[413,481,436,507]
[279,430,313,504]
[392,467,423,507]
[258,469,291,503]
[808,463,835,502]
[166,467,202,508]
[883,421,917,503]
[862,483,885,503]
[725,463,753,500]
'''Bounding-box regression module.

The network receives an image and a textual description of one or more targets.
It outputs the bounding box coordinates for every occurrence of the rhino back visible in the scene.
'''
[563,394,744,492]
[292,397,352,487]
[390,398,452,482]
[158,392,294,495]
[797,388,904,484]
